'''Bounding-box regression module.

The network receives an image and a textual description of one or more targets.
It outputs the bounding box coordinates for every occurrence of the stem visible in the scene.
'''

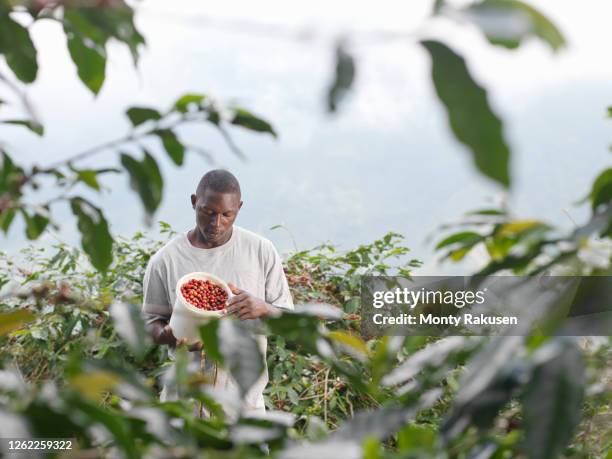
[217,124,246,160]
[43,112,204,170]
[0,71,39,122]
[44,133,136,170]
[323,367,330,423]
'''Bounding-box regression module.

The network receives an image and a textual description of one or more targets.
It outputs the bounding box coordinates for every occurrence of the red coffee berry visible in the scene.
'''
[181,279,228,311]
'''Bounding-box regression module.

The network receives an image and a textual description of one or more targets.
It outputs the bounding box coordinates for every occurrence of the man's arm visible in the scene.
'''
[226,283,281,320]
[147,320,203,351]
[142,261,203,350]
[225,241,294,320]
[147,320,177,346]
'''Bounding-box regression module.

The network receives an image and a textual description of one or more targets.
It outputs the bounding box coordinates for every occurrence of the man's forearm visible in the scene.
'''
[147,319,172,346]
[263,302,283,317]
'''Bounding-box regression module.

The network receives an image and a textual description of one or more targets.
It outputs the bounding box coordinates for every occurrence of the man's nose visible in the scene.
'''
[212,214,222,228]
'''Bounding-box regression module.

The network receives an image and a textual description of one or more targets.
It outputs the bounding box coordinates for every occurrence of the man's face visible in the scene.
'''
[191,189,242,245]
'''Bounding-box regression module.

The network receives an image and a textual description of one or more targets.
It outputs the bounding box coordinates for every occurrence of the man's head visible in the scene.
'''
[191,169,242,246]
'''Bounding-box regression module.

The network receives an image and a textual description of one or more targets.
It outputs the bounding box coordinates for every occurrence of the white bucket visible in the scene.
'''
[169,271,233,343]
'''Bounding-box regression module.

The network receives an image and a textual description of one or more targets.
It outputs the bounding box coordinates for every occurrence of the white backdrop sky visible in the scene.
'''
[1,0,611,273]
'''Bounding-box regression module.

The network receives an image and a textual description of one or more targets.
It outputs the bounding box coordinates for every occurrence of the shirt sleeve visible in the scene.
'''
[142,257,172,325]
[264,241,294,310]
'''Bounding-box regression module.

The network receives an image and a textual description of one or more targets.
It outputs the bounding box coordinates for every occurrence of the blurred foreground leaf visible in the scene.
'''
[421,40,511,188]
[200,319,264,397]
[70,197,113,271]
[1,119,43,136]
[522,339,585,459]
[0,309,35,336]
[588,168,612,213]
[120,151,164,217]
[126,107,161,127]
[327,44,356,113]
[0,12,38,83]
[231,108,277,137]
[465,0,565,51]
[110,302,151,360]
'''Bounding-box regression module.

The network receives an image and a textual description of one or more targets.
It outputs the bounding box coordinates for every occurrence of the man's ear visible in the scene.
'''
[190,194,196,209]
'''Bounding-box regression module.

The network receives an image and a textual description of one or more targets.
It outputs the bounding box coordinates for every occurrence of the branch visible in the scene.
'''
[217,124,246,160]
[42,113,202,170]
[0,71,39,123]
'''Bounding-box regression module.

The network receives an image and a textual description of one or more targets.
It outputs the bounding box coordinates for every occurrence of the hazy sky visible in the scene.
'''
[1,0,611,274]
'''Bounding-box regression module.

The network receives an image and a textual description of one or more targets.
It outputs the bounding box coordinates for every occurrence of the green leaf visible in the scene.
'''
[109,302,151,360]
[495,219,548,237]
[0,13,38,83]
[70,197,113,271]
[382,337,477,387]
[465,0,565,52]
[465,208,507,216]
[20,209,49,239]
[65,32,106,95]
[1,119,43,136]
[265,306,339,354]
[69,166,119,191]
[69,370,122,402]
[327,45,356,113]
[76,170,100,190]
[154,129,185,165]
[231,108,277,137]
[65,395,142,459]
[200,319,264,397]
[421,40,511,188]
[588,168,612,212]
[0,151,17,194]
[67,3,145,66]
[441,336,524,441]
[23,402,89,440]
[327,330,369,358]
[199,320,223,363]
[0,309,35,336]
[120,151,164,216]
[61,3,144,94]
[331,390,441,443]
[397,423,436,452]
[217,319,264,397]
[62,8,117,95]
[0,208,16,233]
[522,339,585,459]
[174,94,205,113]
[362,437,382,459]
[477,241,548,275]
[449,246,472,261]
[126,107,161,127]
[435,231,484,250]
[432,0,445,15]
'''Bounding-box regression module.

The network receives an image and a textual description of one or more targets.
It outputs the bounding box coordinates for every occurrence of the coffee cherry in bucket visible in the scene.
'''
[180,279,228,311]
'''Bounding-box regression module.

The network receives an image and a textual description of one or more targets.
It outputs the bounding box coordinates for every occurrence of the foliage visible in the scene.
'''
[0,227,609,458]
[434,166,612,277]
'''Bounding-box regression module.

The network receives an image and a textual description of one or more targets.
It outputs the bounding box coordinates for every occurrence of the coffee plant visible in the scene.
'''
[1,1,610,458]
[1,226,610,458]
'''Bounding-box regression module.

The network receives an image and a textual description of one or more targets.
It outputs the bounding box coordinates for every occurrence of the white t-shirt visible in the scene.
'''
[141,225,294,414]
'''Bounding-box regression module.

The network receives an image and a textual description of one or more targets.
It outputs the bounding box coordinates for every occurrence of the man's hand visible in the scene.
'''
[176,337,203,352]
[152,322,177,347]
[151,322,203,351]
[225,283,278,320]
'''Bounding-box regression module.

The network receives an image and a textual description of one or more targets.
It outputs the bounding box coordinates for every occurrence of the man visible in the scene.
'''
[142,169,294,415]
